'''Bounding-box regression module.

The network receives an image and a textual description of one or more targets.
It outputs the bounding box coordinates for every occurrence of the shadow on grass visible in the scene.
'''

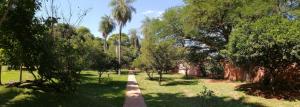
[180,76,201,80]
[164,80,198,86]
[147,77,175,82]
[0,73,128,107]
[119,71,129,75]
[143,92,266,107]
[0,88,23,106]
[236,83,300,101]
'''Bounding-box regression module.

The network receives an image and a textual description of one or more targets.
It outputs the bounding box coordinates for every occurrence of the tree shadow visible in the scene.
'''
[120,71,129,75]
[0,73,128,107]
[0,88,23,106]
[236,83,300,101]
[164,80,198,86]
[147,77,175,82]
[143,92,266,107]
[180,76,200,80]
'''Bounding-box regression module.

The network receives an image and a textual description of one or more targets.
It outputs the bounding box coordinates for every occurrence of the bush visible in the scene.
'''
[201,57,224,79]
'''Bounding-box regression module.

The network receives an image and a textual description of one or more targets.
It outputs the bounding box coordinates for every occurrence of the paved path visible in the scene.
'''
[123,72,147,107]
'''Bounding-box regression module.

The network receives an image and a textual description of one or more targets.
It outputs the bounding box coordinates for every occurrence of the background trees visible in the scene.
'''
[107,33,136,70]
[0,0,114,92]
[129,29,140,50]
[135,0,300,89]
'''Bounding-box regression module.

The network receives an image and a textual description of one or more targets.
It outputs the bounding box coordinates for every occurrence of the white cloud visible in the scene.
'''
[141,10,164,18]
[158,11,164,16]
[142,10,155,15]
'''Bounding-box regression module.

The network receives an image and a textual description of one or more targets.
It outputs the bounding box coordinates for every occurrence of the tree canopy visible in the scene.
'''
[225,16,300,87]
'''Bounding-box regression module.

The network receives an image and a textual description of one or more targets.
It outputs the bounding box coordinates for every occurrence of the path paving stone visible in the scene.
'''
[123,72,147,107]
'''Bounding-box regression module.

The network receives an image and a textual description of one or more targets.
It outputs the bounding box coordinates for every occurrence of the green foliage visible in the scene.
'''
[0,0,130,92]
[225,16,300,85]
[99,15,115,51]
[182,0,300,50]
[110,0,136,27]
[204,57,224,78]
[200,86,215,97]
[0,0,45,81]
[160,7,185,46]
[37,23,83,92]
[137,17,184,84]
[0,49,3,64]
[99,15,115,39]
[107,33,130,47]
[129,29,140,49]
[152,40,180,72]
[107,33,136,67]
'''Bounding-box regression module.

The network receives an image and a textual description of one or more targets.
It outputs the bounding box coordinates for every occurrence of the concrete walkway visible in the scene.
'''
[123,72,147,107]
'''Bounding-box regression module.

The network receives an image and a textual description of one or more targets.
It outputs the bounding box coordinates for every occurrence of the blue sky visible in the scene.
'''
[38,0,184,38]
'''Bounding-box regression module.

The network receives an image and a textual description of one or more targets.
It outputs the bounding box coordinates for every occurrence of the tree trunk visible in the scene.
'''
[98,72,103,83]
[29,70,37,80]
[118,25,122,75]
[159,70,162,86]
[151,70,154,78]
[103,36,107,52]
[0,65,2,85]
[145,69,153,80]
[19,64,23,82]
[185,68,188,79]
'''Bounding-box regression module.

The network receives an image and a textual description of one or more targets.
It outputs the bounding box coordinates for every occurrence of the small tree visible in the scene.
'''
[132,53,154,80]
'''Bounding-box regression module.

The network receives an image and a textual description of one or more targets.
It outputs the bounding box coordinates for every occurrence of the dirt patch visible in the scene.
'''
[207,79,230,83]
[182,89,194,97]
[203,79,236,83]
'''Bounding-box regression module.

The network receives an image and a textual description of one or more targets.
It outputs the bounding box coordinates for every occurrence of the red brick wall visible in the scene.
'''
[222,62,299,83]
[222,61,266,82]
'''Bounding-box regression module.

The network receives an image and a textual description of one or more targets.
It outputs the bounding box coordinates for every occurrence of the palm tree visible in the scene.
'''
[110,0,136,75]
[99,15,115,52]
[129,29,140,49]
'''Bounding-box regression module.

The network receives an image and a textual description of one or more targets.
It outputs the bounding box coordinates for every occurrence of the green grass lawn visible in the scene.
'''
[1,70,36,84]
[0,71,128,107]
[135,72,300,107]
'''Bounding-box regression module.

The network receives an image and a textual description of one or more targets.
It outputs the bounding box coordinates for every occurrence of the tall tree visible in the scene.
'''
[0,0,41,82]
[99,15,115,52]
[129,29,140,49]
[110,0,136,75]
